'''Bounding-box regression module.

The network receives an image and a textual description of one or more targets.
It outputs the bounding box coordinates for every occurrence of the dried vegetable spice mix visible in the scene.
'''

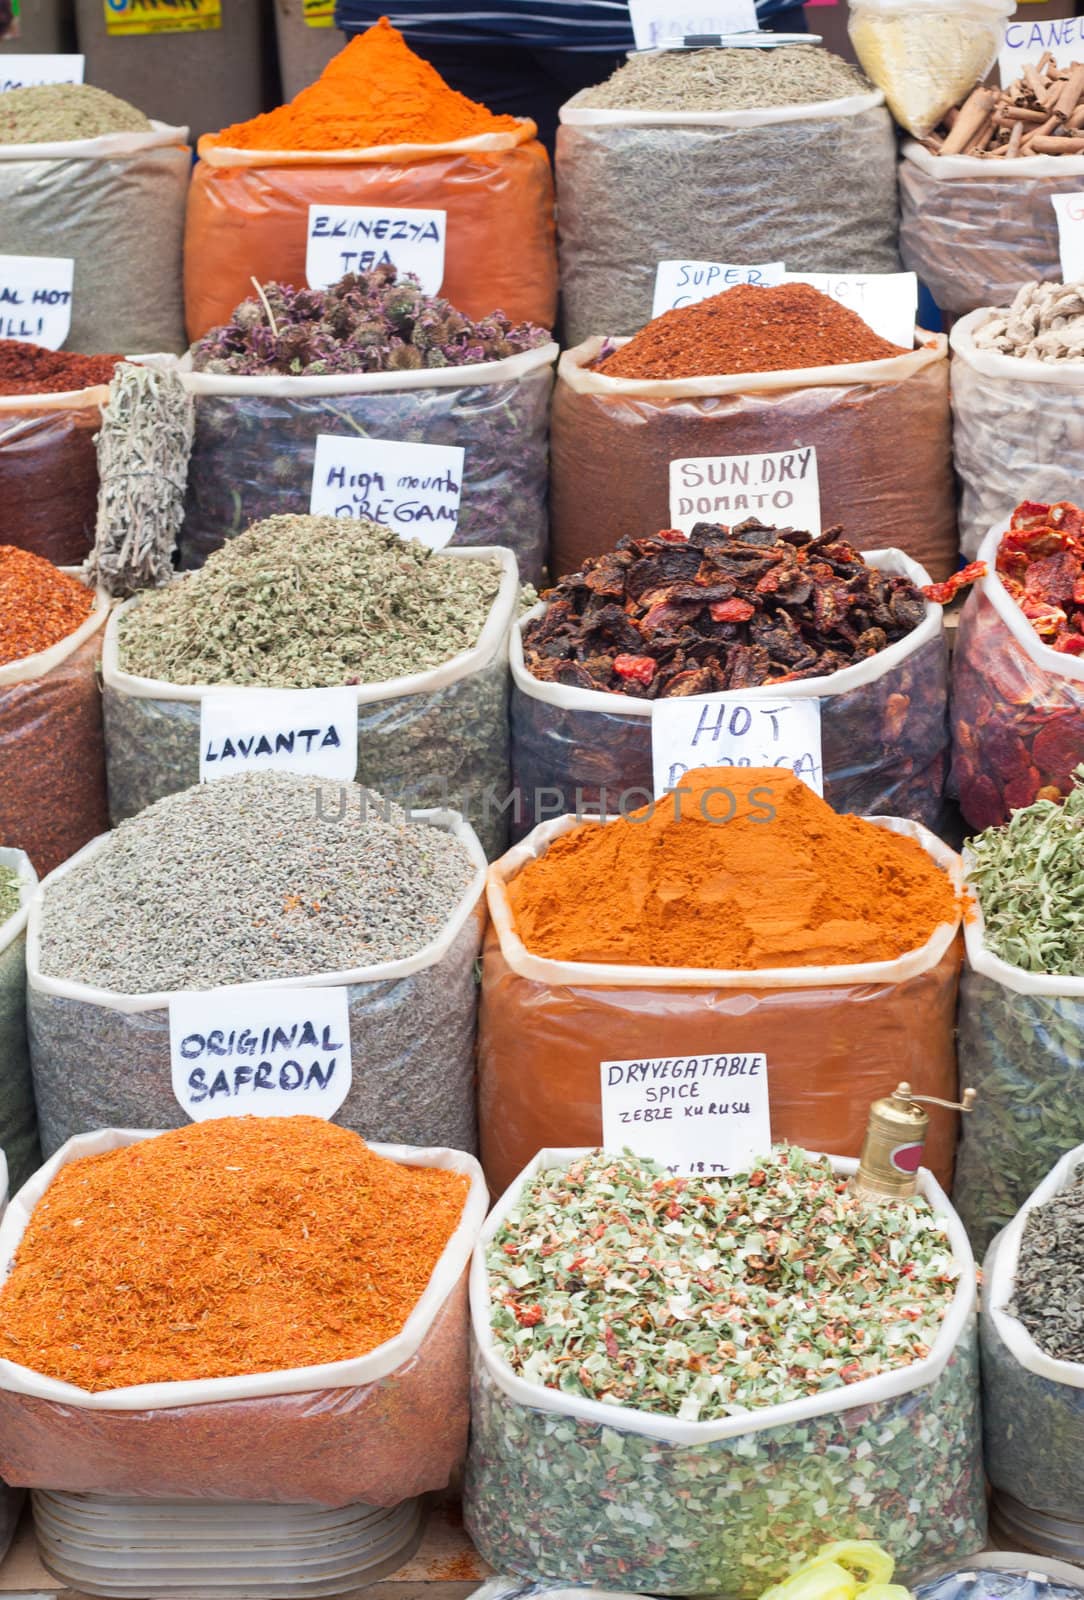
[0,1118,469,1390]
[0,547,93,666]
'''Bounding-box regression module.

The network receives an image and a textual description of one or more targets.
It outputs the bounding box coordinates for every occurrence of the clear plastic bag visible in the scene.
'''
[0,849,42,1197]
[183,128,557,342]
[0,125,189,353]
[550,336,957,582]
[510,550,950,838]
[555,96,900,347]
[848,0,1011,139]
[899,144,1084,319]
[950,526,1084,831]
[478,817,963,1197]
[0,1129,487,1505]
[0,388,107,565]
[917,1568,1084,1600]
[177,348,556,584]
[464,1149,985,1597]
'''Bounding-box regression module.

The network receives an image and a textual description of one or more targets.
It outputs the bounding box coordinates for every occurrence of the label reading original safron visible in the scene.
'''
[600,1053,771,1177]
[103,0,221,35]
[199,688,358,784]
[306,204,447,294]
[669,447,820,535]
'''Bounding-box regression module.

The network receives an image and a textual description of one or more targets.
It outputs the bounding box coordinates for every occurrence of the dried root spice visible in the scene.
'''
[0,1117,469,1391]
[0,546,93,666]
[974,282,1084,364]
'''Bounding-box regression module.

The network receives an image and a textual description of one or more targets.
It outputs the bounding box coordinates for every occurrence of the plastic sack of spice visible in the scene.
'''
[550,335,957,582]
[0,850,42,1195]
[0,384,108,567]
[950,521,1084,831]
[0,1149,23,1563]
[0,124,189,353]
[511,548,949,838]
[917,1567,1084,1600]
[847,0,1010,139]
[464,1148,984,1596]
[103,546,519,860]
[178,348,556,585]
[0,1127,487,1505]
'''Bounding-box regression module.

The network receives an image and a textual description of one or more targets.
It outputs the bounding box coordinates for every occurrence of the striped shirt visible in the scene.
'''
[335,2,801,49]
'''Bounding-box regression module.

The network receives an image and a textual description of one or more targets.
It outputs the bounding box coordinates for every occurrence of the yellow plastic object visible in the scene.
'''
[758,1543,912,1600]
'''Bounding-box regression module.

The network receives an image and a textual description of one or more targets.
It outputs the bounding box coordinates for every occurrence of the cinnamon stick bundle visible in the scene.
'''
[929,56,1084,157]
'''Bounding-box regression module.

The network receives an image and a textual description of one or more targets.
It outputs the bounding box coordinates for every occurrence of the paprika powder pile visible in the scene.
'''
[0,548,93,667]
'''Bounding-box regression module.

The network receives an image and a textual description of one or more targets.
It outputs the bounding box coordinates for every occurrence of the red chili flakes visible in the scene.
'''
[0,545,94,666]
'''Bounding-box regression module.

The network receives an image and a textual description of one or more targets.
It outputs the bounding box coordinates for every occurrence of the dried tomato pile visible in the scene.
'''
[522,520,929,696]
[998,500,1084,654]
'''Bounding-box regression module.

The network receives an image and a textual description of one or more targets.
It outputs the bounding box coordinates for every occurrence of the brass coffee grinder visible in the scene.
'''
[851,1082,977,1200]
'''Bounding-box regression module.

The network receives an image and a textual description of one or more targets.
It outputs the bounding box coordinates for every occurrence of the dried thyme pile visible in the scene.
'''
[488,1147,957,1421]
[574,46,871,112]
[1008,1165,1084,1363]
[0,865,20,924]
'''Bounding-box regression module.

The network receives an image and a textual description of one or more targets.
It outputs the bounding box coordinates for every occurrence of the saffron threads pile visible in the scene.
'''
[0,547,94,667]
[0,1118,469,1391]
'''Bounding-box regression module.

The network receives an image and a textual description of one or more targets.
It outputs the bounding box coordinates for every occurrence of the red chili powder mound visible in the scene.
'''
[0,340,122,396]
[0,1117,471,1391]
[0,545,94,665]
[597,284,909,380]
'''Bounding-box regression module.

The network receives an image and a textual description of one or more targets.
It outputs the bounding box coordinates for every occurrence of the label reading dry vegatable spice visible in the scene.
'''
[199,688,359,785]
[310,436,464,550]
[169,986,353,1120]
[652,260,785,317]
[0,255,73,349]
[600,1052,771,1176]
[103,0,220,35]
[651,695,824,797]
[305,205,447,295]
[669,448,821,536]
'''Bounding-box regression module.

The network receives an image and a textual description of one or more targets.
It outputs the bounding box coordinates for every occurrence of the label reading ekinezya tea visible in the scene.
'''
[199,687,358,785]
[103,0,221,34]
[310,434,464,550]
[601,1053,771,1177]
[669,447,821,536]
[651,694,824,798]
[306,204,447,295]
[0,255,73,348]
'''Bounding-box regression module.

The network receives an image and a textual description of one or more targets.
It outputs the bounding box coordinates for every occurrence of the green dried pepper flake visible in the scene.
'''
[487,1148,957,1421]
[0,866,19,924]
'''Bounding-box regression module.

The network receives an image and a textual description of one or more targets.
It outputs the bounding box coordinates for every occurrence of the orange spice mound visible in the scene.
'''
[0,545,93,666]
[507,767,959,969]
[0,1118,469,1392]
[206,18,521,152]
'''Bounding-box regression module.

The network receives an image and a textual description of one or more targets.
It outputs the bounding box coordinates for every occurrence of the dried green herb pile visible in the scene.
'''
[189,265,550,377]
[0,865,20,924]
[574,46,871,112]
[966,765,1084,976]
[117,515,502,688]
[0,84,151,144]
[488,1147,957,1421]
[1008,1165,1084,1362]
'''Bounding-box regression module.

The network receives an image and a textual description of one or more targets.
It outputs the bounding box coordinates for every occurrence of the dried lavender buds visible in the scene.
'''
[488,1147,957,1420]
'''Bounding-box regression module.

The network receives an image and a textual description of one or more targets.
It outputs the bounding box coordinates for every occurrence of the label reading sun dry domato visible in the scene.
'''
[669,448,820,535]
[104,0,221,34]
[600,1053,771,1177]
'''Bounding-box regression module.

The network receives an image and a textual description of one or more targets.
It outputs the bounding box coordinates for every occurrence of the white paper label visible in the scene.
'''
[1052,194,1084,282]
[0,255,73,348]
[310,434,464,550]
[652,695,824,797]
[600,1053,771,1177]
[199,688,358,784]
[627,0,758,48]
[170,987,352,1122]
[999,16,1084,84]
[652,259,785,317]
[669,447,820,535]
[784,271,917,349]
[0,54,85,90]
[305,204,446,294]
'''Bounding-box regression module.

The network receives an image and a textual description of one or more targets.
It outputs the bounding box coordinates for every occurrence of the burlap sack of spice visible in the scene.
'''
[0,385,109,566]
[0,1130,487,1505]
[556,94,899,347]
[899,144,1084,319]
[980,1144,1084,1527]
[0,124,189,353]
[550,335,958,582]
[951,524,1084,830]
[0,582,110,878]
[465,1148,984,1596]
[184,127,557,343]
[511,549,949,838]
[102,548,519,860]
[177,349,557,585]
[25,811,486,1157]
[0,849,42,1195]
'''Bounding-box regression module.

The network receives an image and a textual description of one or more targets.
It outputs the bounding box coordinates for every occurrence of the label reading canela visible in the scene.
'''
[104,0,221,35]
[306,205,447,295]
[652,259,785,317]
[170,988,352,1121]
[0,255,73,348]
[199,688,358,784]
[0,55,85,91]
[669,447,820,535]
[999,15,1084,83]
[784,271,918,350]
[627,0,759,48]
[651,695,824,798]
[600,1053,771,1177]
[310,435,464,550]
[1052,194,1084,282]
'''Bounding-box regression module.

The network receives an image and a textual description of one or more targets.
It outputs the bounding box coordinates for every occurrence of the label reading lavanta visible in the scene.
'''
[601,1053,771,1177]
[0,55,85,91]
[104,0,221,35]
[627,0,758,48]
[306,205,446,295]
[652,259,784,317]
[651,695,824,797]
[1052,194,1084,282]
[199,688,358,784]
[0,255,73,348]
[999,15,1084,83]
[669,447,820,534]
[170,987,353,1122]
[310,434,464,549]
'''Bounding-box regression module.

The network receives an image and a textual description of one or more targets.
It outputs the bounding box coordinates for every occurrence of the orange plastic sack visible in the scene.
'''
[0,388,108,566]
[184,130,558,341]
[478,816,963,1197]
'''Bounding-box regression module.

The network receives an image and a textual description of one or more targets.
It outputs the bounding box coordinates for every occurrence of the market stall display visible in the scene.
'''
[557,48,899,346]
[479,767,963,1195]
[0,848,41,1195]
[27,771,486,1155]
[465,1145,984,1594]
[513,523,949,832]
[550,288,957,581]
[847,0,1011,138]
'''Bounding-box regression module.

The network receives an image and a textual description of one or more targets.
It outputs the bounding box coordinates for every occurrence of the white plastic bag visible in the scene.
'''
[848,0,1011,138]
[555,93,900,347]
[511,549,949,835]
[178,345,558,584]
[0,849,40,1195]
[0,1129,487,1506]
[464,1148,984,1596]
[26,812,487,1156]
[0,124,189,352]
[102,547,519,859]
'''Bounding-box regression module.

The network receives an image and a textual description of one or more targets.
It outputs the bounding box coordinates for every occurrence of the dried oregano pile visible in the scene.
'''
[1008,1164,1084,1363]
[574,46,870,112]
[489,1147,957,1420]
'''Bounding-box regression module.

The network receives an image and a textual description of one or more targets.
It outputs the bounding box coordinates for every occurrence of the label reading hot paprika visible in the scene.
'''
[783,271,917,350]
[600,1053,771,1177]
[0,255,73,349]
[103,0,221,36]
[651,694,824,798]
[669,447,820,535]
